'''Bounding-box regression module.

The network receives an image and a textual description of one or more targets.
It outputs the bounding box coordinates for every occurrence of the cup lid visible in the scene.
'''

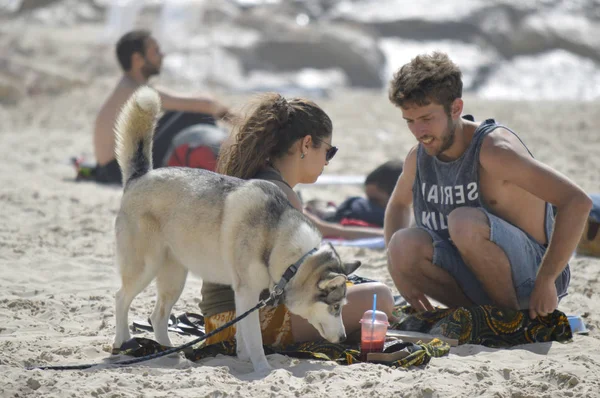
[359,310,389,325]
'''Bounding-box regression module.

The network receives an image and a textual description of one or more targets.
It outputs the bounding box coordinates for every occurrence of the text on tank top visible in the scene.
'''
[411,118,555,242]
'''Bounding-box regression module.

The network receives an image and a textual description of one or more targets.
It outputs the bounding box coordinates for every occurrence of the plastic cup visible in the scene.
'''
[360,310,389,361]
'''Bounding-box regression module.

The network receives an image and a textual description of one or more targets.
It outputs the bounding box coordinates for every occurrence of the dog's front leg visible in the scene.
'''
[234,289,271,374]
[235,322,249,362]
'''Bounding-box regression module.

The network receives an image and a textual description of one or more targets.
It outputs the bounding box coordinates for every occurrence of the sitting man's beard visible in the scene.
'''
[437,115,456,156]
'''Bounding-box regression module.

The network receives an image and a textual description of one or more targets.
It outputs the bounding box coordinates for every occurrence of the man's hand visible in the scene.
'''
[157,88,235,122]
[528,276,558,320]
[396,279,434,312]
[213,103,235,122]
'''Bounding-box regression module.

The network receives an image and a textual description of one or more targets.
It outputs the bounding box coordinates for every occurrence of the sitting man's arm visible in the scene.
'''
[157,88,232,120]
[384,146,417,246]
[385,147,434,311]
[479,129,592,319]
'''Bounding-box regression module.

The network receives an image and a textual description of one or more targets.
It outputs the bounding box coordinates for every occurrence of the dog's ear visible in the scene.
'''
[342,261,361,276]
[318,275,346,290]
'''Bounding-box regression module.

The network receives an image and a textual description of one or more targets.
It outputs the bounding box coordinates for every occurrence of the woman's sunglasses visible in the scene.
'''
[313,137,338,162]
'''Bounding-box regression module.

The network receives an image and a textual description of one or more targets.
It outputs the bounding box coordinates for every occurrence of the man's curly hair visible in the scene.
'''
[388,52,463,114]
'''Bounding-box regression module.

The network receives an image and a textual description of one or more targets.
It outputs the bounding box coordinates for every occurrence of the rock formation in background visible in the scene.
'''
[1,0,599,102]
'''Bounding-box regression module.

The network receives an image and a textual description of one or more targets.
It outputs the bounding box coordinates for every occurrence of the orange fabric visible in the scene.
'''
[204,304,294,347]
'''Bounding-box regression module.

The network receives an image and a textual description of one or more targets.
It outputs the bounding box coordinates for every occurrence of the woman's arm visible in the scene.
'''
[268,180,383,239]
[304,212,384,239]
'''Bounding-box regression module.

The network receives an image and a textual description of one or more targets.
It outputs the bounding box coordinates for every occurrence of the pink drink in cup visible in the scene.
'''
[360,309,389,361]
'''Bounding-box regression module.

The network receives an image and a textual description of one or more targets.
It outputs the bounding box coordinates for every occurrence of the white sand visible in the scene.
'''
[1,66,600,398]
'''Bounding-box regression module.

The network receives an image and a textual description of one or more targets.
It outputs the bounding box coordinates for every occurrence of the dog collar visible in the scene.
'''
[269,247,318,305]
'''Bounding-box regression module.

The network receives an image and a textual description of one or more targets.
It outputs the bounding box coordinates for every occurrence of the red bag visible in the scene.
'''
[166,143,218,171]
[162,125,225,171]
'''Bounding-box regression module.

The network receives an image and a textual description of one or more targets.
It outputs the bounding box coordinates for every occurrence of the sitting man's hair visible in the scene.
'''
[388,51,462,114]
[365,160,403,197]
[116,30,152,71]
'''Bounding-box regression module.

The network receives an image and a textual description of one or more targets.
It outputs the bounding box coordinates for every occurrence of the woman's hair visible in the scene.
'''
[216,92,332,179]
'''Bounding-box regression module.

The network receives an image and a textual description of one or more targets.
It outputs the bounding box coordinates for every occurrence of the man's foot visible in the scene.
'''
[71,157,96,181]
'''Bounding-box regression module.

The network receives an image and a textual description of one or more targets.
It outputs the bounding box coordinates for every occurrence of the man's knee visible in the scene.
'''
[388,228,433,275]
[447,207,490,247]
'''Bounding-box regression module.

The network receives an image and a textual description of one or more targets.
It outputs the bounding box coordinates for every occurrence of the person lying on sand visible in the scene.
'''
[305,160,403,236]
[384,52,591,319]
[91,29,232,184]
[200,92,394,346]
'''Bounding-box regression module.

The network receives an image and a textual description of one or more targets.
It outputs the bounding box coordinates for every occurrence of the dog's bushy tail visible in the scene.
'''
[114,86,161,186]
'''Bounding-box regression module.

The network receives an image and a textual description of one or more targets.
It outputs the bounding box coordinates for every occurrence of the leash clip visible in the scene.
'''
[268,283,286,306]
[268,247,318,307]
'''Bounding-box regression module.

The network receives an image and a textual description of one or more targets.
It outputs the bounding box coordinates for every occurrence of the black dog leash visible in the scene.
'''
[28,248,317,371]
[269,247,317,306]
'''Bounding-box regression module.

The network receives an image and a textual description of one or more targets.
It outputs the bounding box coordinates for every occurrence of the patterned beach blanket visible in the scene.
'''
[118,335,450,369]
[391,305,572,347]
[119,304,572,369]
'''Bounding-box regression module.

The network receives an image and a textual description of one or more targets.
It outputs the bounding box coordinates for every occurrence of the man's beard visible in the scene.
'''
[141,60,160,79]
[436,114,456,156]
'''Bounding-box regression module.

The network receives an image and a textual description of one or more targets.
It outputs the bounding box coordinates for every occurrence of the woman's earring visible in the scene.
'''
[301,153,305,159]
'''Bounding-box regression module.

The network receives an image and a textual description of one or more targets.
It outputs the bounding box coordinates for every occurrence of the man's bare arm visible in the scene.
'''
[384,146,417,246]
[157,89,230,118]
[480,130,591,282]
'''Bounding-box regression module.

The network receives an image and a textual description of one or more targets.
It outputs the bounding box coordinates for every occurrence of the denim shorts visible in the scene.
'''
[422,208,571,309]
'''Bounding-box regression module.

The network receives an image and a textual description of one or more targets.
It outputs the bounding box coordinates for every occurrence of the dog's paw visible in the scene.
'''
[111,341,125,355]
[253,362,273,377]
[236,347,251,362]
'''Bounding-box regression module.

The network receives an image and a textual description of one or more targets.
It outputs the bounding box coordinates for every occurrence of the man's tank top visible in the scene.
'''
[412,118,555,243]
[199,167,292,318]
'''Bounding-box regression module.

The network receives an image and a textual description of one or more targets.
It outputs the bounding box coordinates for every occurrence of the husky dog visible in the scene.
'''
[111,87,361,374]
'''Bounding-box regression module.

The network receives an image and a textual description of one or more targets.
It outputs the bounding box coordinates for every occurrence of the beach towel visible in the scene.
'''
[116,335,450,369]
[119,274,574,370]
[323,237,386,249]
[118,303,572,369]
[119,276,449,368]
[391,305,573,347]
[118,302,572,370]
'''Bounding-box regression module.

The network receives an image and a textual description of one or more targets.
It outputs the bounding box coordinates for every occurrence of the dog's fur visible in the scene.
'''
[112,87,361,373]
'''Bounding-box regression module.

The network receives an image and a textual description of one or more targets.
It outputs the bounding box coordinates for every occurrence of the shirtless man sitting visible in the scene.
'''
[384,52,591,319]
[93,29,231,184]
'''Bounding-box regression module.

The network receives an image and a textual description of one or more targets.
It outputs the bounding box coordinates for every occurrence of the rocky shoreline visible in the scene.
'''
[2,0,600,104]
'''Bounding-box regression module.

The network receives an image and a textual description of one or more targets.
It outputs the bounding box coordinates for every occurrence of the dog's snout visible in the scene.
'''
[338,333,346,343]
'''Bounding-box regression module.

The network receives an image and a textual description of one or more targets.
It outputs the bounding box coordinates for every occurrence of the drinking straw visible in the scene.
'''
[370,293,377,352]
[372,294,377,323]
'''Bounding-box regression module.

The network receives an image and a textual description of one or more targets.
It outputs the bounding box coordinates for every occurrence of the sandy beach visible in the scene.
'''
[1,84,600,397]
[2,2,600,396]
